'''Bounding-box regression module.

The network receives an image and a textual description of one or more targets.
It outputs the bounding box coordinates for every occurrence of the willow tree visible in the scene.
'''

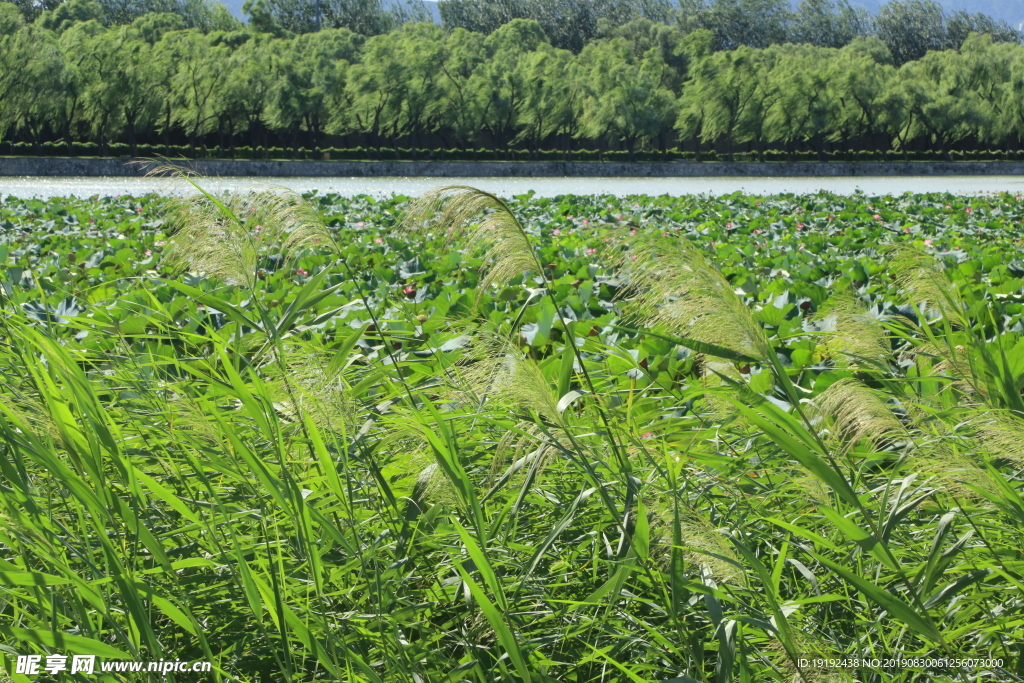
[436,27,487,150]
[826,37,899,152]
[218,35,276,148]
[764,44,836,159]
[60,22,164,154]
[244,0,406,35]
[163,29,231,151]
[677,44,771,160]
[789,0,869,48]
[386,23,449,157]
[1,23,63,149]
[575,37,677,160]
[470,19,547,154]
[678,0,793,51]
[890,47,985,158]
[0,6,28,141]
[515,43,580,157]
[1001,45,1024,149]
[268,28,359,150]
[955,33,1020,148]
[336,22,447,156]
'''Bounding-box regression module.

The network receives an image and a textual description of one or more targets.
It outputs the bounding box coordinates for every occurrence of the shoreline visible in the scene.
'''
[4,157,1024,178]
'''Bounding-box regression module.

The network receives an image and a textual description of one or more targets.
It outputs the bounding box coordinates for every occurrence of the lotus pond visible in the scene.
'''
[1,188,1024,683]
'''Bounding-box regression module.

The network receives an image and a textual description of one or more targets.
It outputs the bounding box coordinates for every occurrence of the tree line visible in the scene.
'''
[2,1,1024,160]
[436,0,1020,58]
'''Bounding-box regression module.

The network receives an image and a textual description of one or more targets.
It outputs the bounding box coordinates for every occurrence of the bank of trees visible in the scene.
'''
[2,1,1024,159]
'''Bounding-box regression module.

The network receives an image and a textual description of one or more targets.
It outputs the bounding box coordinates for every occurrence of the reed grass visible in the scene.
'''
[0,185,1022,683]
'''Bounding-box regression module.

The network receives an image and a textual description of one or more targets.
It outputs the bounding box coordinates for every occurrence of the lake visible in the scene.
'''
[2,175,1023,199]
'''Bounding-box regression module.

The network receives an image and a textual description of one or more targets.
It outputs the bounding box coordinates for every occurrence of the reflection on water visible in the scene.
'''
[1,175,1023,199]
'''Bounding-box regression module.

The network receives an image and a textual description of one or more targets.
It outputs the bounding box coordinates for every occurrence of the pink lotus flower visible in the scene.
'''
[902,226,911,233]
[566,215,574,220]
[582,219,590,226]
[924,239,933,246]
[403,285,416,297]
[828,214,835,220]
[796,222,804,230]
[965,207,972,213]
[296,268,308,276]
[144,250,152,256]
[356,222,364,227]
[752,228,762,235]
[374,237,383,244]
[89,219,95,224]
[155,240,166,246]
[798,243,805,251]
[552,229,561,236]
[587,247,597,255]
[873,214,882,220]
[726,222,734,228]
[945,205,952,209]
[616,214,624,221]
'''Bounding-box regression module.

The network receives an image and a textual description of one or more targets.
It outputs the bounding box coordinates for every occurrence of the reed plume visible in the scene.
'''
[814,297,891,370]
[161,176,334,290]
[888,248,968,329]
[619,234,772,362]
[403,186,543,300]
[446,331,563,425]
[812,378,909,453]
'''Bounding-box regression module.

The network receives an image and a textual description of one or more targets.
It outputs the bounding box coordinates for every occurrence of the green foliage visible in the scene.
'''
[438,0,675,54]
[244,0,422,37]
[0,5,1023,158]
[2,185,1024,680]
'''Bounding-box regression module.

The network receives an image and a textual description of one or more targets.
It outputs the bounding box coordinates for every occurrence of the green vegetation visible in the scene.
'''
[2,183,1024,681]
[0,0,1022,161]
[13,141,1024,163]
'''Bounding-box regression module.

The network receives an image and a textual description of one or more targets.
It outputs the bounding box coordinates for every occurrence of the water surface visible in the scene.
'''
[2,175,1022,199]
